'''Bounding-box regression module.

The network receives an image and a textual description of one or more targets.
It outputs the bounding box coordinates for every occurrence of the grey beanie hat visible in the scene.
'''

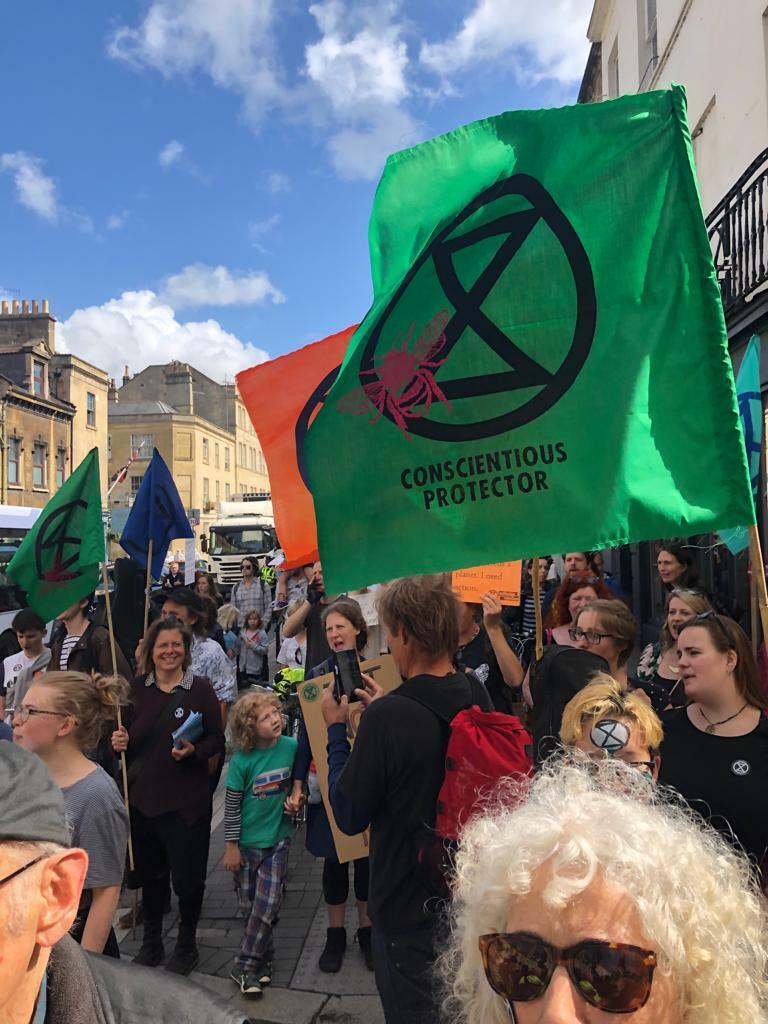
[0,742,71,846]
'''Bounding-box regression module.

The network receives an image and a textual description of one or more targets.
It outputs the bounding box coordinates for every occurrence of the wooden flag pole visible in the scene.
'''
[532,557,544,663]
[748,524,768,649]
[751,561,759,658]
[101,561,135,871]
[143,539,153,636]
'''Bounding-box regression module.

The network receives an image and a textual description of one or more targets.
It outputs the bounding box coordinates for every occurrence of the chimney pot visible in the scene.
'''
[42,299,49,314]
[1,301,7,315]
[32,300,39,313]
[12,300,19,313]
[21,300,29,314]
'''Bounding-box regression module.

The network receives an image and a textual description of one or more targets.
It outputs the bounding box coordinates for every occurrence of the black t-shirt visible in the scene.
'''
[659,707,768,869]
[333,672,493,930]
[456,627,515,712]
[304,602,333,674]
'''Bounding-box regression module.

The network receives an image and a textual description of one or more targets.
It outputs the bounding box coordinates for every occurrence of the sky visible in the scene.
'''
[0,0,593,385]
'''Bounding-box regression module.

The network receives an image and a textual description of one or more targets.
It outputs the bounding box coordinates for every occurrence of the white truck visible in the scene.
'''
[205,496,278,592]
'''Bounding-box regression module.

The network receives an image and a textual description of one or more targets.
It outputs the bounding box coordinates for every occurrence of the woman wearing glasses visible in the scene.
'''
[12,670,130,957]
[569,599,637,688]
[637,588,713,708]
[442,760,768,1024]
[658,613,768,876]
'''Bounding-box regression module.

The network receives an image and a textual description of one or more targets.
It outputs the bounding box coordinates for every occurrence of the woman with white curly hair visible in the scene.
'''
[442,761,768,1024]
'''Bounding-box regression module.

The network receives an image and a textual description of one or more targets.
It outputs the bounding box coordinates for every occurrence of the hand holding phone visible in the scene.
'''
[332,650,363,703]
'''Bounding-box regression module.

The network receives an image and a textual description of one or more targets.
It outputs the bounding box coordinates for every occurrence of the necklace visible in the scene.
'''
[698,702,748,734]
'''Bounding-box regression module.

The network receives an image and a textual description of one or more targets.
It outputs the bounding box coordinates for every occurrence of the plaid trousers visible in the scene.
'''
[234,838,291,971]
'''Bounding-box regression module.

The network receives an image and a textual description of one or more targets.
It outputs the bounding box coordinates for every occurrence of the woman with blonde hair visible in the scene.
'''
[443,760,768,1024]
[637,588,713,707]
[12,669,130,956]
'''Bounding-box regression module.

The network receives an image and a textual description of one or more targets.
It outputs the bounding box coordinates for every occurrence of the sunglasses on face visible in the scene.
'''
[568,627,619,645]
[479,932,657,1014]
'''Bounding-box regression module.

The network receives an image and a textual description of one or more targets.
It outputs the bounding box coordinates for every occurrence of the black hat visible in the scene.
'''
[0,742,71,846]
[161,587,204,617]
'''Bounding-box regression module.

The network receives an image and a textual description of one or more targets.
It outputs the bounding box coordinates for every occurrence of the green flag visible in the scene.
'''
[305,86,754,593]
[8,448,104,619]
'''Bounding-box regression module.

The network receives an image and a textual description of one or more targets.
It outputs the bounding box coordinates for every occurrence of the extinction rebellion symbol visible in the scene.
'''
[337,174,596,443]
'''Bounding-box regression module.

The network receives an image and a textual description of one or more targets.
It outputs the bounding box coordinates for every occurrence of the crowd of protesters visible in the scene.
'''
[3,541,768,1023]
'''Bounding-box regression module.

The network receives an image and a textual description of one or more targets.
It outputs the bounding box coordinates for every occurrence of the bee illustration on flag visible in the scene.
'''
[334,310,452,436]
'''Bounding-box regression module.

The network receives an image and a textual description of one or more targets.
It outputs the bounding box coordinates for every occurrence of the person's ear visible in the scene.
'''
[34,849,88,948]
[56,715,77,740]
[652,755,661,782]
[725,649,738,674]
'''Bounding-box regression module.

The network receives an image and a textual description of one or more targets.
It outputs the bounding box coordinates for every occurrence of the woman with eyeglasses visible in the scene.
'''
[658,613,768,876]
[230,556,273,630]
[543,575,615,643]
[637,588,713,708]
[12,670,130,957]
[569,598,637,687]
[442,759,768,1024]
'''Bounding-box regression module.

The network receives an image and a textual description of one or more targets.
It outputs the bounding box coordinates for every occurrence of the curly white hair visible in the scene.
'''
[441,761,768,1024]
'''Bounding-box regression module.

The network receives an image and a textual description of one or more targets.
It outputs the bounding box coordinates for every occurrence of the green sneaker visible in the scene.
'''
[230,969,263,996]
[256,961,273,986]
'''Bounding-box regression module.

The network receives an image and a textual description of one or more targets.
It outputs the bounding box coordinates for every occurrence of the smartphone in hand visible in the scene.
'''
[332,650,363,703]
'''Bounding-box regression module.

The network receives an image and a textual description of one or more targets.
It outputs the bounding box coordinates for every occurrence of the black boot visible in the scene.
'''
[318,927,346,973]
[133,916,164,967]
[357,926,374,971]
[165,922,200,975]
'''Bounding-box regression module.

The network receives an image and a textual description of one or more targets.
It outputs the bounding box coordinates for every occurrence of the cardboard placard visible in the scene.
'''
[298,654,401,864]
[452,561,522,605]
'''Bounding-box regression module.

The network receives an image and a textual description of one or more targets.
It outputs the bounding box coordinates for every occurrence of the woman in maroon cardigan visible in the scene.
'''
[112,618,224,975]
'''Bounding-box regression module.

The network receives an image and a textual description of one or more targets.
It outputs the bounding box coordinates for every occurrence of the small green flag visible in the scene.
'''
[8,448,104,619]
[305,86,755,593]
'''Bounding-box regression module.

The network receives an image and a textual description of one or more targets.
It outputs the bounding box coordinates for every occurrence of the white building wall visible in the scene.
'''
[587,0,768,214]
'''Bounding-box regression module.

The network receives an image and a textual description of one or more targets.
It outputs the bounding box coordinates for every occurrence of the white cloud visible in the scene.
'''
[264,171,290,195]
[248,214,280,252]
[159,139,185,168]
[0,151,59,222]
[420,0,592,85]
[106,209,129,230]
[158,262,285,309]
[57,290,270,384]
[304,1,419,179]
[108,0,283,125]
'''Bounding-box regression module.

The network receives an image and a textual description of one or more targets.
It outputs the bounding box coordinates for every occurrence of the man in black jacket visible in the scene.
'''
[322,576,492,1024]
[0,742,246,1024]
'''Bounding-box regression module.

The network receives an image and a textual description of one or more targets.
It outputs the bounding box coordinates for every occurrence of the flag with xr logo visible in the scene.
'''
[305,86,755,593]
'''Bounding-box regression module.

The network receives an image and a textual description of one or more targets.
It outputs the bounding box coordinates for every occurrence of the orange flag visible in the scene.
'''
[236,326,357,568]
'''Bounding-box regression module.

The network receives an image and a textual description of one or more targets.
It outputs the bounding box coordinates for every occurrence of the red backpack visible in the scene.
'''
[431,705,533,840]
[402,690,533,894]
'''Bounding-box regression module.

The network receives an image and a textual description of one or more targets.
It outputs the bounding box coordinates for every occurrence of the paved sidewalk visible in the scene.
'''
[117,778,382,1023]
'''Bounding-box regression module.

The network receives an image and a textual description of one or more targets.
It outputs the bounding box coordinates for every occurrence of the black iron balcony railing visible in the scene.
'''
[706,147,768,316]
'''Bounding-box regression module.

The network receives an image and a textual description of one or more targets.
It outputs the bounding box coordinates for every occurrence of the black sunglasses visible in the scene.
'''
[479,931,657,1014]
[680,610,732,645]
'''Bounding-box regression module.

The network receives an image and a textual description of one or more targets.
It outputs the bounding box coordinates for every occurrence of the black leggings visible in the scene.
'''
[322,856,369,906]
[131,807,211,927]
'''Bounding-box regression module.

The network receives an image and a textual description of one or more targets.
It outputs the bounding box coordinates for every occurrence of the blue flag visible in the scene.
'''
[119,449,194,579]
[720,335,762,555]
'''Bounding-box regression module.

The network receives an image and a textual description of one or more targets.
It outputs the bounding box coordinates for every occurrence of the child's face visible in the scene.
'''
[254,704,283,745]
[246,614,261,630]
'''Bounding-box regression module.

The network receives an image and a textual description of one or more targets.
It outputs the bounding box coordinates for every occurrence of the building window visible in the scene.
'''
[7,437,21,485]
[32,443,47,488]
[130,475,144,499]
[32,361,44,397]
[202,438,209,464]
[225,483,231,499]
[607,37,619,98]
[224,447,230,471]
[55,449,66,488]
[130,434,154,458]
[214,443,220,468]
[203,478,210,504]
[86,392,96,428]
[215,480,220,501]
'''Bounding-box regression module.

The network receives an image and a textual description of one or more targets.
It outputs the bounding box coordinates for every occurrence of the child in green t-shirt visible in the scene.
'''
[224,690,301,996]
